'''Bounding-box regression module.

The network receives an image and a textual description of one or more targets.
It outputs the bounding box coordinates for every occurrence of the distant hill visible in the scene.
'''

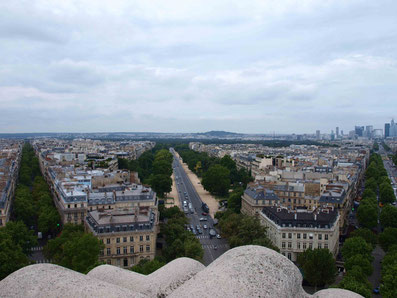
[198,131,241,137]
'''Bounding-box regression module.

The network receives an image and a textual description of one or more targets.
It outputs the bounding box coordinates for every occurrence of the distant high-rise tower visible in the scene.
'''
[365,125,373,138]
[355,126,364,137]
[336,127,339,138]
[316,130,320,140]
[341,130,344,136]
[385,123,390,138]
[331,130,335,141]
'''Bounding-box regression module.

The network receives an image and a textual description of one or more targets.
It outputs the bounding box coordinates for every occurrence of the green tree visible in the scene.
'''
[220,155,237,172]
[381,263,397,298]
[364,178,377,193]
[379,183,396,205]
[344,254,373,276]
[131,258,166,275]
[0,230,31,280]
[380,204,397,228]
[379,228,397,252]
[148,174,172,198]
[184,238,204,260]
[341,237,373,262]
[2,221,38,255]
[13,185,37,228]
[337,273,372,298]
[227,189,243,213]
[356,203,378,229]
[349,228,377,249]
[297,248,337,291]
[361,188,376,200]
[44,224,103,273]
[38,206,61,235]
[202,164,230,196]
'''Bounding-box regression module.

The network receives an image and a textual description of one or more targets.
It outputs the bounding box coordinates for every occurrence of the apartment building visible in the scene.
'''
[241,185,279,217]
[85,207,157,268]
[260,206,340,262]
[0,140,22,227]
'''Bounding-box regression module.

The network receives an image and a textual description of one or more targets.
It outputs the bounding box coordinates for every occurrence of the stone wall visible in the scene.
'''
[0,245,362,298]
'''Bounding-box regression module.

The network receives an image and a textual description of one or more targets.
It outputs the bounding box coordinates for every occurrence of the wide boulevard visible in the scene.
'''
[170,148,229,266]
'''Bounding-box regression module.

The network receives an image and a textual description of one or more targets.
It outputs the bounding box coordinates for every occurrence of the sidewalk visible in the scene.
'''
[166,172,181,208]
[175,152,219,218]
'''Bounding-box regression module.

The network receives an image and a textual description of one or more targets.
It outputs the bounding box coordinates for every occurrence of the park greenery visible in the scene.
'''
[44,224,103,273]
[297,248,337,291]
[118,145,173,198]
[131,206,203,275]
[174,144,252,197]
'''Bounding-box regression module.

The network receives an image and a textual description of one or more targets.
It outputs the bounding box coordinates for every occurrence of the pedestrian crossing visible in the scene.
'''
[36,259,51,264]
[202,244,228,249]
[196,235,210,239]
[31,246,43,251]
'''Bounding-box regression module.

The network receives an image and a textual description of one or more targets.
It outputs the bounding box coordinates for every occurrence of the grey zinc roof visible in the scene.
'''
[245,187,279,201]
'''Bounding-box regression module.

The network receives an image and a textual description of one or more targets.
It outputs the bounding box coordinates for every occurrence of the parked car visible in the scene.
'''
[373,287,380,294]
[199,217,207,221]
[202,212,208,216]
[203,224,208,229]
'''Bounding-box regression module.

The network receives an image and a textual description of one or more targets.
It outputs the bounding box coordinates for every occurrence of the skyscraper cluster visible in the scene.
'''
[385,119,397,138]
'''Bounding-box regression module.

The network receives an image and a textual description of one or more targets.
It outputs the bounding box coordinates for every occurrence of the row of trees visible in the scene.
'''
[379,228,397,297]
[336,230,376,297]
[118,145,173,198]
[13,144,61,236]
[131,206,204,275]
[1,143,59,279]
[357,153,396,230]
[175,145,252,197]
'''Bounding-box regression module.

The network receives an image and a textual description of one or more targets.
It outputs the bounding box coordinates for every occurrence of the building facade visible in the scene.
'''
[260,206,340,262]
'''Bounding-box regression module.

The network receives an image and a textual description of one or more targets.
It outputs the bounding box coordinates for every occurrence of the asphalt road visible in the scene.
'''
[170,148,229,266]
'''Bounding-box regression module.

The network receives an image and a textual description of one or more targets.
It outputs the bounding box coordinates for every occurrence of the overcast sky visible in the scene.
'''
[1,0,396,134]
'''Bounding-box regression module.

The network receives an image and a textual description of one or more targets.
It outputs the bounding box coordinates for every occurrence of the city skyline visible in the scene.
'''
[1,1,397,133]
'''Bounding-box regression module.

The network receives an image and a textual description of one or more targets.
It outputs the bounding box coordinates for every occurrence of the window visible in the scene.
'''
[288,242,292,249]
[303,243,307,249]
[140,245,143,252]
[287,253,291,260]
[139,235,143,241]
[107,248,111,255]
[123,258,128,267]
[318,243,322,249]
[297,233,301,239]
[123,247,127,254]
[123,237,127,243]
[146,245,150,252]
[282,233,286,239]
[100,249,104,256]
[74,204,77,208]
[318,234,322,240]
[130,236,134,242]
[297,242,301,249]
[146,235,150,241]
[106,238,110,244]
[288,233,292,239]
[81,212,84,218]
[68,204,70,208]
[282,242,286,248]
[130,246,134,253]
[309,243,313,249]
[325,234,328,240]
[116,237,120,243]
[303,233,307,239]
[117,247,120,255]
[324,243,328,249]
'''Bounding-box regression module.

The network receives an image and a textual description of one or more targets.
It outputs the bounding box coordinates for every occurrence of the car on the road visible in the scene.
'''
[191,228,197,235]
[203,224,208,229]
[197,228,202,234]
[190,224,194,230]
[209,229,216,238]
[202,212,208,216]
[199,217,207,221]
[373,287,380,294]
[216,234,221,239]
